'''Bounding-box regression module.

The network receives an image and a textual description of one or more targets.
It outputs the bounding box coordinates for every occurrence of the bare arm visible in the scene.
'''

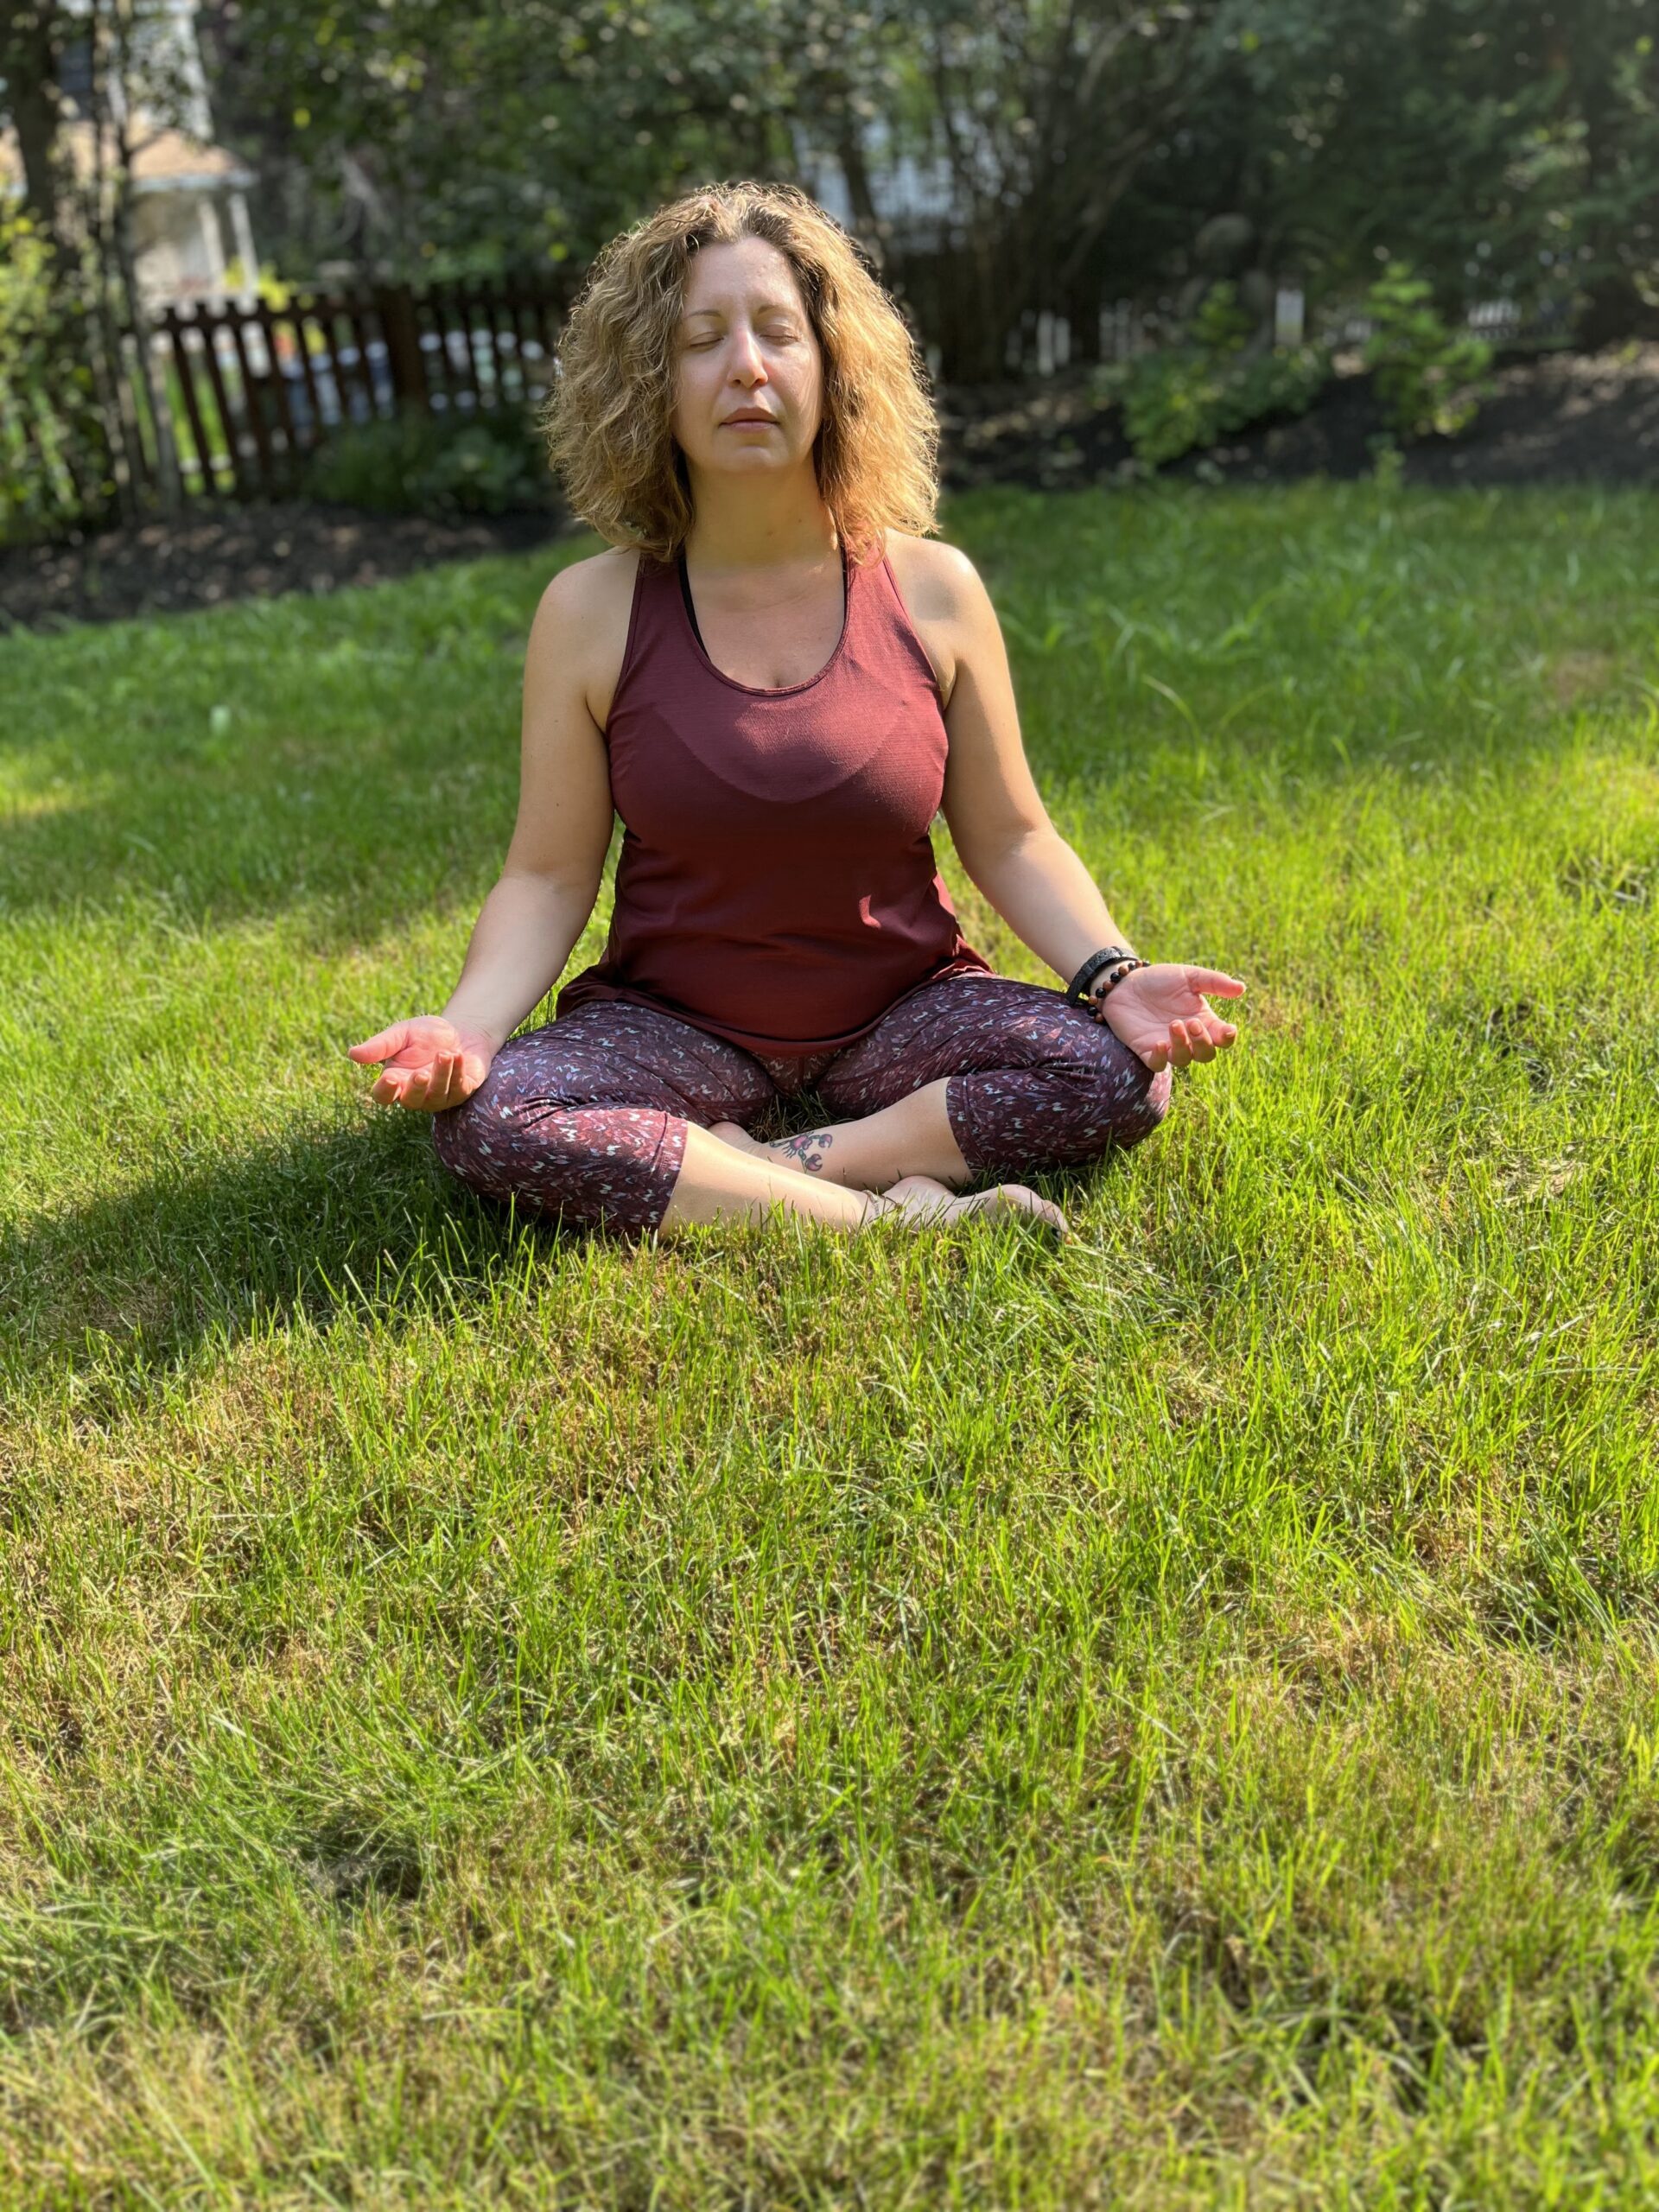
[349,562,618,1109]
[440,569,616,1050]
[931,543,1243,1071]
[933,543,1136,982]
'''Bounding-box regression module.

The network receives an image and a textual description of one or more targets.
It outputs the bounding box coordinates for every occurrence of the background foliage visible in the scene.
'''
[182,0,1659,346]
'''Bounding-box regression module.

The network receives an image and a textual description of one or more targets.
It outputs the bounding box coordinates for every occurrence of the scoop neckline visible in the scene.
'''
[674,545,854,698]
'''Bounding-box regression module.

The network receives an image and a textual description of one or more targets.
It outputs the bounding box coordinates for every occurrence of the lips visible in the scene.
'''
[722,412,778,426]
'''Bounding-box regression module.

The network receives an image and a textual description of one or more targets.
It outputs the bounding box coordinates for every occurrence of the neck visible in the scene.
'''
[681,457,839,575]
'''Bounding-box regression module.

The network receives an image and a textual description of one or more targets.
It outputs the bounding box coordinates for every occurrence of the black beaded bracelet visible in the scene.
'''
[1090,956,1150,1007]
[1065,945,1146,1007]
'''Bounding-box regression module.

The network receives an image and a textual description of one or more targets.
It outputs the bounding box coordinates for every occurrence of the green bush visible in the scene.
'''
[1361,262,1496,440]
[0,214,114,543]
[302,407,550,516]
[1094,285,1332,468]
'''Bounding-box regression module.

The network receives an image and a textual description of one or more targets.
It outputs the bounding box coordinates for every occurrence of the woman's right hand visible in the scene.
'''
[348,1015,498,1113]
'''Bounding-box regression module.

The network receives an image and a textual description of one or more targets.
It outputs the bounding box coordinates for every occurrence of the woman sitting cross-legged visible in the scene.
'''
[350,181,1244,1243]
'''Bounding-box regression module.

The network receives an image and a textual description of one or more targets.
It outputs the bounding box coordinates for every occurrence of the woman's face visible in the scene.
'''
[670,235,824,483]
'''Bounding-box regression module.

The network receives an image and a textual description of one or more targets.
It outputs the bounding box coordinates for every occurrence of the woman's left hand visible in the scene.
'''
[1094,963,1246,1071]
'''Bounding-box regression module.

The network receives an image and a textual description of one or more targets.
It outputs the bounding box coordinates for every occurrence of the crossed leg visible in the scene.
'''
[714,1076,968,1189]
[711,972,1172,1199]
[431,996,1072,1239]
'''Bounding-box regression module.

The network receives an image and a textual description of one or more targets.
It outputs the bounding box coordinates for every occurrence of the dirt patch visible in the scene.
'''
[4,346,1657,632]
[1547,650,1620,707]
[0,503,573,633]
[942,342,1659,493]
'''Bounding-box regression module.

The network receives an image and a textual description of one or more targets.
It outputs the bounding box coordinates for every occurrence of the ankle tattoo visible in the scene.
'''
[772,1129,834,1173]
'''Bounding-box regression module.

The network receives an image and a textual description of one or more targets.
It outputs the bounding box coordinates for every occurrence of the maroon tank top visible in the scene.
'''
[555,544,990,1058]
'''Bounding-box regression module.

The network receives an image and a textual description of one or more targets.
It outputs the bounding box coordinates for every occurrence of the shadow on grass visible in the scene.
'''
[3,1096,1111,1406]
[1,1112,580,1404]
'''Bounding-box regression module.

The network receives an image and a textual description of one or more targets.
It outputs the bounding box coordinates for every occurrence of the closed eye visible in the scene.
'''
[682,327,800,348]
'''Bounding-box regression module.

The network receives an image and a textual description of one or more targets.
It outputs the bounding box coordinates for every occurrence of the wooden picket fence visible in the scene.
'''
[56,258,1577,523]
[153,273,575,500]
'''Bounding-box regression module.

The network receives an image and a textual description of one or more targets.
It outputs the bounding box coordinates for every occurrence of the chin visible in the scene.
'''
[709,450,791,473]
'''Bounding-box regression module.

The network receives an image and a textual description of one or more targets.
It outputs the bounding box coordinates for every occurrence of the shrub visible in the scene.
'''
[1361,262,1496,439]
[302,407,550,516]
[0,214,114,543]
[1095,285,1332,468]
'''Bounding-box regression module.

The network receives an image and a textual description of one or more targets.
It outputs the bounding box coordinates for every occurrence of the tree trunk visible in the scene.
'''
[1575,268,1650,352]
[834,121,880,236]
[0,0,67,253]
[102,2,183,515]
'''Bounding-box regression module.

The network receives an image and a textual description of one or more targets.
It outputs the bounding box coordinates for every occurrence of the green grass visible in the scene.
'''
[2,480,1656,2206]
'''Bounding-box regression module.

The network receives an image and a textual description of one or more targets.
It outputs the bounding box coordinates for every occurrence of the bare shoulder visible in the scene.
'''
[881,530,988,618]
[880,531,1002,707]
[529,543,643,728]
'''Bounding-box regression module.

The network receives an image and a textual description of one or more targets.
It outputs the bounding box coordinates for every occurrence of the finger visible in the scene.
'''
[371,1071,406,1107]
[408,1070,456,1114]
[1167,1020,1192,1070]
[1177,1017,1217,1065]
[1182,969,1247,999]
[349,1024,407,1065]
[428,1051,463,1109]
[1184,1016,1218,1062]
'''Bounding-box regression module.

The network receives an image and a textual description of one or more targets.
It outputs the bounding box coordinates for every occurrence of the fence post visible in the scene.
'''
[193,308,249,498]
[222,308,276,495]
[373,282,429,412]
[253,301,304,490]
[162,307,217,498]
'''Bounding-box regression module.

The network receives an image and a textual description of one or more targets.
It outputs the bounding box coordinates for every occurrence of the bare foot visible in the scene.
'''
[874,1173,1070,1243]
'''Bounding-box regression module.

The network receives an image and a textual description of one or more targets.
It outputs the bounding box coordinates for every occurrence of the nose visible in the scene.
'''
[727,325,767,385]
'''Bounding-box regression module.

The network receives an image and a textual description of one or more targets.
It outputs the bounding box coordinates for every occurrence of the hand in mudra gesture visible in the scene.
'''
[348,1015,497,1113]
[1094,963,1245,1072]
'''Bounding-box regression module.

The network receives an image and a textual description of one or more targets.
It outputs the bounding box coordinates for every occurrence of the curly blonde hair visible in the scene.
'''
[542,180,939,569]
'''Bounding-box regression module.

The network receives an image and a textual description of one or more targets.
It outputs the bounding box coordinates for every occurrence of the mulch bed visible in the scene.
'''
[940,341,1659,493]
[5,346,1656,632]
[0,505,570,634]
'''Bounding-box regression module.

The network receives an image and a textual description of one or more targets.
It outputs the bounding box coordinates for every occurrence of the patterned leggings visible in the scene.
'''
[432,972,1172,1236]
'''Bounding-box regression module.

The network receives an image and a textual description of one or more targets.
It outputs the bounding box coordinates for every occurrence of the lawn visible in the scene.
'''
[2,480,1656,2207]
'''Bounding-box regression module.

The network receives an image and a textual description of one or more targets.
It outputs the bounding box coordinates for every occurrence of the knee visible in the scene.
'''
[430,1039,560,1198]
[430,1059,685,1236]
[949,1045,1172,1178]
[1045,1044,1173,1166]
[1102,1053,1173,1154]
[431,1066,513,1197]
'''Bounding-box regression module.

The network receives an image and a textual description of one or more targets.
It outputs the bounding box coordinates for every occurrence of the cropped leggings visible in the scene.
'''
[432,971,1172,1236]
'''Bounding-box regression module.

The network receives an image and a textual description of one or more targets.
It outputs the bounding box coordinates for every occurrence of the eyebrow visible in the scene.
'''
[681,300,800,321]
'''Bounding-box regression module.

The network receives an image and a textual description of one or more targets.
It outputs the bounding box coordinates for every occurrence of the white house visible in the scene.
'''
[0,0,260,308]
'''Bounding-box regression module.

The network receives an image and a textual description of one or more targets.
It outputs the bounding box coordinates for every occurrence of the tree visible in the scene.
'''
[1144,0,1659,337]
[0,0,207,527]
[1,0,71,252]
